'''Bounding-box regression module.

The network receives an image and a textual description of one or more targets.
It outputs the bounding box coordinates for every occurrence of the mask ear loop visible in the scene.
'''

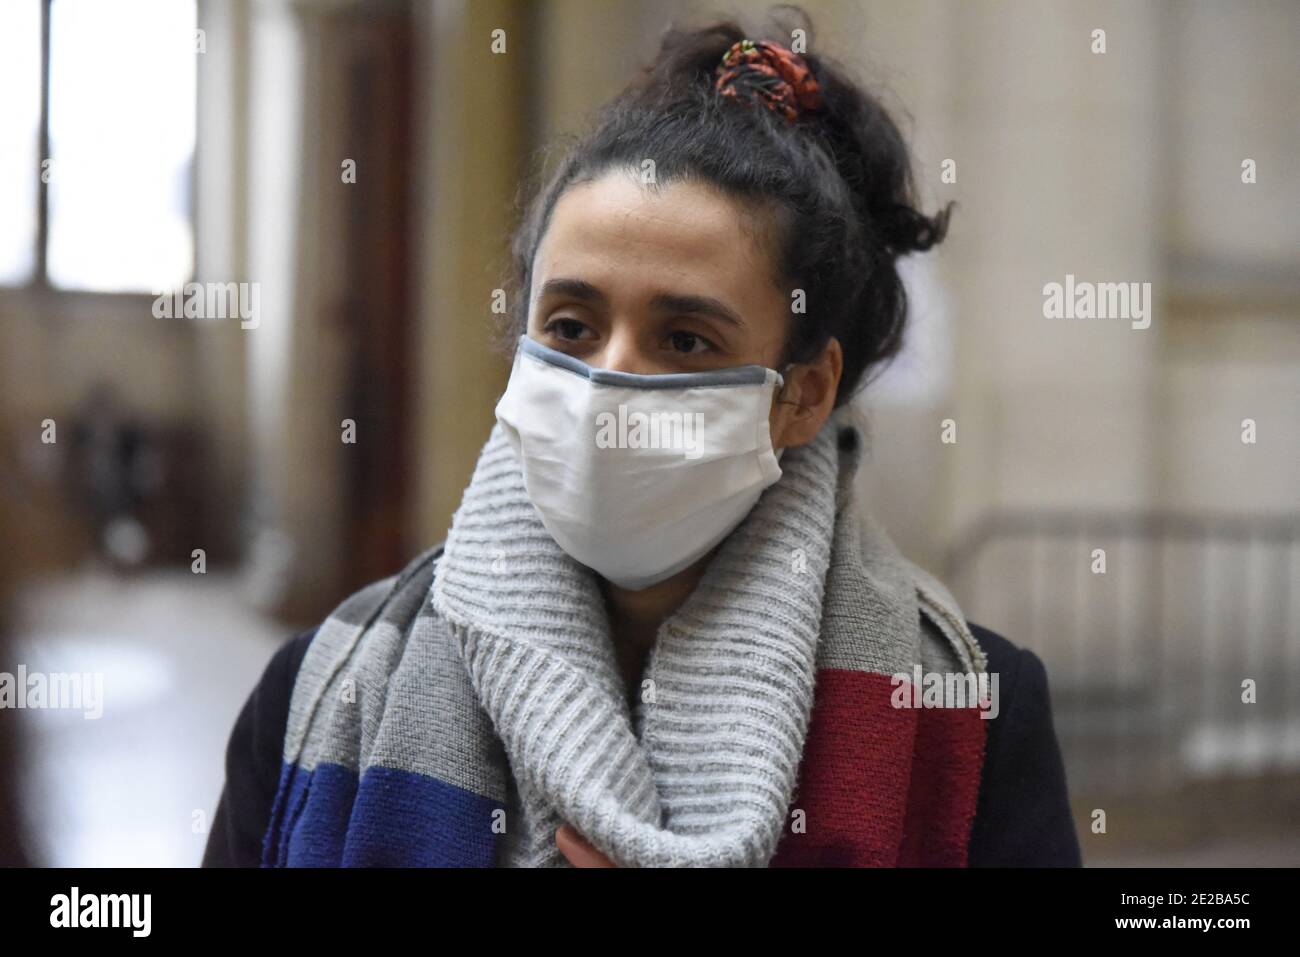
[770,366,795,461]
[773,363,801,408]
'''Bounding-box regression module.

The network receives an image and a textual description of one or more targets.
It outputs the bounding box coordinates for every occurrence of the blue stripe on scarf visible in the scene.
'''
[263,761,500,867]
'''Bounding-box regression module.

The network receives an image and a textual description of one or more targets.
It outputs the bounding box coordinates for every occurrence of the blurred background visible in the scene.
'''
[0,0,1296,867]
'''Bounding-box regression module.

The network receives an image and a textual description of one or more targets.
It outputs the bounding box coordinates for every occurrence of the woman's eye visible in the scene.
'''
[545,318,592,341]
[667,330,714,355]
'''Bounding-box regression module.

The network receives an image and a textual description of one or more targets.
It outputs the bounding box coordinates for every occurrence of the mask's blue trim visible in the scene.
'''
[518,335,780,389]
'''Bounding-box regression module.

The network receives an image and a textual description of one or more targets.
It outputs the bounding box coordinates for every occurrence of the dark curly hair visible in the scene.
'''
[502,5,953,406]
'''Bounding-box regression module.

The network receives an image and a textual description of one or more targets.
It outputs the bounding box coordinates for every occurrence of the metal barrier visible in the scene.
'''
[945,510,1300,795]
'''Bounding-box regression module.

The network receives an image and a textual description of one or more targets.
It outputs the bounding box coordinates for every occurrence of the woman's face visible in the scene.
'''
[525,169,842,449]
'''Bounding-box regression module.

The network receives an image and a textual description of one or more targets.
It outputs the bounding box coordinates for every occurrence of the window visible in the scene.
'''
[0,0,197,294]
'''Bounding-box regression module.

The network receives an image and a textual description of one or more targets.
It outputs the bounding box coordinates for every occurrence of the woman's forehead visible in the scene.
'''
[532,172,781,303]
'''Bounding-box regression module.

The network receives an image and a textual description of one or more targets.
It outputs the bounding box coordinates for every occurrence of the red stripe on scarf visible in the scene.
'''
[770,669,987,866]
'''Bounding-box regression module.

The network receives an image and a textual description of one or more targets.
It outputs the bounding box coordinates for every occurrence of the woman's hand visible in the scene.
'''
[555,824,617,867]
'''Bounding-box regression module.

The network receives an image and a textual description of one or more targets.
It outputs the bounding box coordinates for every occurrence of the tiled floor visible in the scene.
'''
[10,564,289,866]
[1085,834,1300,867]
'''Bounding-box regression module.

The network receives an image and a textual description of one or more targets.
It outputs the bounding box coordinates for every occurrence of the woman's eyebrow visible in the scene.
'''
[538,280,744,329]
[649,292,745,328]
[538,277,606,304]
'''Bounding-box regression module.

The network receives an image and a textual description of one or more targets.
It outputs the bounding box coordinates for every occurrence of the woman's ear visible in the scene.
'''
[770,337,843,449]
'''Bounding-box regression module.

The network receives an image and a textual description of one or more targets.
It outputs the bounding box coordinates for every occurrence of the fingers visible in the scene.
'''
[555,824,617,867]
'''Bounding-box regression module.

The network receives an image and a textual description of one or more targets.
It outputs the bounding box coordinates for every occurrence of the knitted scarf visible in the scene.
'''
[263,411,989,867]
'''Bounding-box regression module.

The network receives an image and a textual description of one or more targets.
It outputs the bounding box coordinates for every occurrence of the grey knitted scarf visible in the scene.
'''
[267,409,983,868]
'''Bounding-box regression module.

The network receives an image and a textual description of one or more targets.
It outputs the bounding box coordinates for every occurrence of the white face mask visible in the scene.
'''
[495,334,787,590]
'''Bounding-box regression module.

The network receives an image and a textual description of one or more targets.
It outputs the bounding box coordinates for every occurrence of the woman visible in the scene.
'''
[204,13,1080,868]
